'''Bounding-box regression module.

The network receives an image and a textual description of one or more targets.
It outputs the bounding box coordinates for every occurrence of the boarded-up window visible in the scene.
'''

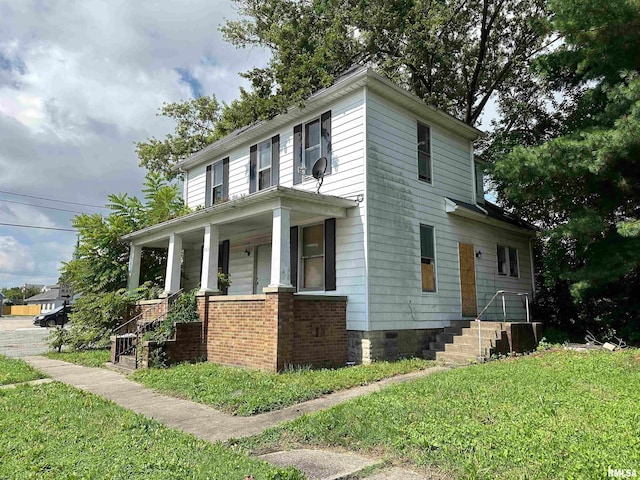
[420,224,436,292]
[302,224,324,289]
[417,122,431,183]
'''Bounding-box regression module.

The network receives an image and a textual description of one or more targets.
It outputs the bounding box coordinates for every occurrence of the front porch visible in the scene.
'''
[118,187,358,371]
[122,186,358,297]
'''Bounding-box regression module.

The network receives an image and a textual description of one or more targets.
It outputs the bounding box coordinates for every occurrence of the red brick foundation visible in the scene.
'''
[198,292,347,372]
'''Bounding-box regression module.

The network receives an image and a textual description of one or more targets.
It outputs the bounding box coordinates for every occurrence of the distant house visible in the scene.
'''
[25,285,66,313]
[120,67,538,369]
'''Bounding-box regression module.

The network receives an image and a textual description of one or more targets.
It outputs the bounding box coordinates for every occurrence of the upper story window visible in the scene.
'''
[417,122,432,184]
[293,111,332,184]
[475,160,485,203]
[249,135,279,194]
[258,139,272,191]
[304,119,321,174]
[205,158,228,207]
[420,224,436,292]
[497,245,519,277]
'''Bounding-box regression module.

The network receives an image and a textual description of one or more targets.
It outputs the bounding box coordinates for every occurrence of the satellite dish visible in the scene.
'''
[311,157,328,193]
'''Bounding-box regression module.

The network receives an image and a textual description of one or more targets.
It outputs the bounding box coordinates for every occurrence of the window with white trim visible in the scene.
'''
[420,224,436,292]
[497,245,519,277]
[304,118,321,175]
[258,139,272,191]
[417,122,432,183]
[211,161,224,204]
[302,223,324,289]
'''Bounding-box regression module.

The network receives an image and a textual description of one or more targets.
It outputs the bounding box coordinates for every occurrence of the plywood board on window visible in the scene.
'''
[421,262,435,292]
[459,243,477,317]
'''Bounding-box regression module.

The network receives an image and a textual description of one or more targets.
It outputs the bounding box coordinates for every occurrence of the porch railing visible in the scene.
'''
[112,289,183,368]
[474,290,530,360]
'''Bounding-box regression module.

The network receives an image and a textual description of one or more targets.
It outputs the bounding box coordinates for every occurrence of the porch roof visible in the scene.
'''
[445,197,538,236]
[121,186,359,246]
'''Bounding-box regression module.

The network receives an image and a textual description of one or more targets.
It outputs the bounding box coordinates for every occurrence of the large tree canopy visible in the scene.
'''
[491,0,640,339]
[137,0,552,176]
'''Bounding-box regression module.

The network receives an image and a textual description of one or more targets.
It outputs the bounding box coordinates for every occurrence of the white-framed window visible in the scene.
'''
[258,139,272,191]
[211,161,224,204]
[417,122,432,183]
[475,162,484,201]
[304,118,321,175]
[497,245,519,277]
[301,223,324,290]
[420,224,436,292]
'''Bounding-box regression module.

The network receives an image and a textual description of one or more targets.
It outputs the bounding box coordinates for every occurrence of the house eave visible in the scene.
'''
[174,68,483,172]
[121,186,359,243]
[444,198,537,236]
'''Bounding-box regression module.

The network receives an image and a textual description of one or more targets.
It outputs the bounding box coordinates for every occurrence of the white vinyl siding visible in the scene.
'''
[366,90,532,328]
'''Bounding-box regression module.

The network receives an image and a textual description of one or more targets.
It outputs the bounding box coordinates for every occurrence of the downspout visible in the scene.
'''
[529,237,536,299]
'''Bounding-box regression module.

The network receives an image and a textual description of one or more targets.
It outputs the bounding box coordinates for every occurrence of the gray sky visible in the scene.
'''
[0,0,267,288]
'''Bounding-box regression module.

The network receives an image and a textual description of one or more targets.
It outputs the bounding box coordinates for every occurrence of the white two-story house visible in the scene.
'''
[122,67,536,365]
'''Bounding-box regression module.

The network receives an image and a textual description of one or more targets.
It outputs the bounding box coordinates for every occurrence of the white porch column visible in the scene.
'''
[164,233,183,294]
[200,224,220,293]
[127,244,142,292]
[268,206,292,288]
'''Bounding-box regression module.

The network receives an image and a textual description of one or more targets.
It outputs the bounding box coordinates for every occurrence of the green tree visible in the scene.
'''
[137,0,552,176]
[492,0,640,340]
[61,172,190,296]
[1,285,41,302]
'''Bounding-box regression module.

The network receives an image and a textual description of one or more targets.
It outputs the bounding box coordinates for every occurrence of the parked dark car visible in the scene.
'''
[33,305,73,327]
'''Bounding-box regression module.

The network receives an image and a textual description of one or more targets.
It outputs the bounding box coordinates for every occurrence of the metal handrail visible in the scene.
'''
[113,289,183,335]
[113,289,183,366]
[474,290,530,360]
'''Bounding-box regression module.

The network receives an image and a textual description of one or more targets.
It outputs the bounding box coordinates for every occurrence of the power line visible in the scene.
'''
[0,198,89,215]
[0,222,76,232]
[0,189,108,209]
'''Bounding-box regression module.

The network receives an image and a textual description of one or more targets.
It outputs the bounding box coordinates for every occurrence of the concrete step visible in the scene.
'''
[429,339,495,352]
[434,350,482,364]
[114,354,137,371]
[436,331,500,344]
[436,342,495,355]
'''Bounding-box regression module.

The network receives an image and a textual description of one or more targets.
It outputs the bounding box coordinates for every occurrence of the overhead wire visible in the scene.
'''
[0,222,76,232]
[0,189,108,209]
[0,198,89,214]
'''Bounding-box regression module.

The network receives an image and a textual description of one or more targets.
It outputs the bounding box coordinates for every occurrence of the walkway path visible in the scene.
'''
[23,356,449,479]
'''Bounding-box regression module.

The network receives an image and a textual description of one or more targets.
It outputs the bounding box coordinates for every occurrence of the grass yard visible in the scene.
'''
[132,358,433,415]
[44,349,111,368]
[0,354,46,385]
[236,350,640,479]
[0,382,302,479]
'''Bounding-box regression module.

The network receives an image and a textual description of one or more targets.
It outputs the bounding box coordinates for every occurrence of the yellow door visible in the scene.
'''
[459,243,477,317]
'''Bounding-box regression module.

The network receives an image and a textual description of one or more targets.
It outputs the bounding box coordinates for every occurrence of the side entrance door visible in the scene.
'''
[254,244,272,293]
[459,243,478,317]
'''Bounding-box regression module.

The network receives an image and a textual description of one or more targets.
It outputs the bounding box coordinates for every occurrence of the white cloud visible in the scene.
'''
[0,0,269,288]
[0,235,35,276]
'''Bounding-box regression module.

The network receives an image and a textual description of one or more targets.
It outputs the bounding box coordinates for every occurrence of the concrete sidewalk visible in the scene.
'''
[23,356,447,479]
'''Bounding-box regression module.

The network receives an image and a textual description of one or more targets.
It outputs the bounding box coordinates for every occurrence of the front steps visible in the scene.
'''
[423,321,510,364]
[108,354,137,373]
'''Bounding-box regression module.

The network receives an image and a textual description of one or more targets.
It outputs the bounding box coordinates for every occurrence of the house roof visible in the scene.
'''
[174,67,484,172]
[25,288,60,303]
[445,198,537,234]
[121,186,359,244]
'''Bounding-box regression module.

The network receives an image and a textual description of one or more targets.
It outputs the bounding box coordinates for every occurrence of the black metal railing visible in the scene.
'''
[112,289,183,368]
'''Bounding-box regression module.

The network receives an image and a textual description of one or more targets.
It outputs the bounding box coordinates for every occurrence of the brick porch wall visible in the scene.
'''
[128,299,168,326]
[198,292,348,372]
[292,296,347,367]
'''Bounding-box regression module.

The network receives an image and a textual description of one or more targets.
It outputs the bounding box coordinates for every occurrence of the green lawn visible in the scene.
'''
[132,358,433,415]
[0,354,46,385]
[0,382,302,479]
[44,349,111,368]
[236,350,640,479]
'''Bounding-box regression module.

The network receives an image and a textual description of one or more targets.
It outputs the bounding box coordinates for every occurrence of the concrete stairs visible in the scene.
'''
[108,354,137,373]
[423,320,510,364]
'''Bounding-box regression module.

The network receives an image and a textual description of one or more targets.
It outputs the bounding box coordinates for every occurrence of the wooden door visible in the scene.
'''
[459,243,477,317]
